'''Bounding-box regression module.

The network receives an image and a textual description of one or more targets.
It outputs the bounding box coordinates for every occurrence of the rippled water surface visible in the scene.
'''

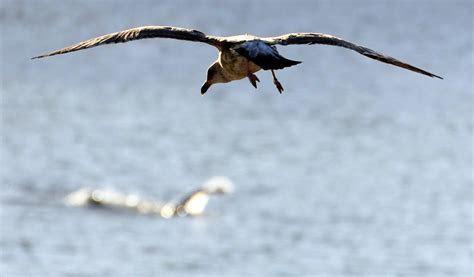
[1,1,473,276]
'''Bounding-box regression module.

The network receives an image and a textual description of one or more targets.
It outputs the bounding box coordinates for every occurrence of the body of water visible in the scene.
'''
[1,1,472,276]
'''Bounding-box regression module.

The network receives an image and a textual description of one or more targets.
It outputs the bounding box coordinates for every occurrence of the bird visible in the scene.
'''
[64,176,234,218]
[173,176,234,217]
[32,25,442,94]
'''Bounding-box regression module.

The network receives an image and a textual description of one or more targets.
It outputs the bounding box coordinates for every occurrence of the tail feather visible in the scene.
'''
[234,40,302,70]
[262,56,301,70]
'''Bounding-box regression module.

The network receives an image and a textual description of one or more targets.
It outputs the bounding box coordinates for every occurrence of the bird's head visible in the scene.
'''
[201,62,228,95]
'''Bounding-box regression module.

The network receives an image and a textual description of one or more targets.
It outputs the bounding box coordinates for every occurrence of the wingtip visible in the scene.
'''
[422,70,443,80]
[428,72,443,79]
[31,53,52,59]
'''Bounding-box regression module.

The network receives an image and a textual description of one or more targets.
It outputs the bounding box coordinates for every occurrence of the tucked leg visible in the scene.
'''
[247,72,260,89]
[271,70,284,94]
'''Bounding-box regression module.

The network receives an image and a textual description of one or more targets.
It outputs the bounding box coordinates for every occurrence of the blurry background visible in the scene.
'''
[1,0,472,276]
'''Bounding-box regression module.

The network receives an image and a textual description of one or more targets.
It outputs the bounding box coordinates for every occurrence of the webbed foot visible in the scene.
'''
[271,70,284,94]
[247,73,260,89]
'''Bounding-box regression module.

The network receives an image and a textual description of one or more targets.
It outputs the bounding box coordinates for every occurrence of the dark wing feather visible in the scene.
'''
[233,40,301,70]
[263,33,442,79]
[32,26,221,59]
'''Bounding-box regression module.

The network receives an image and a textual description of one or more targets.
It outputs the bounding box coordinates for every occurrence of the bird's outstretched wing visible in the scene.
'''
[263,33,442,79]
[32,26,221,59]
[233,40,301,70]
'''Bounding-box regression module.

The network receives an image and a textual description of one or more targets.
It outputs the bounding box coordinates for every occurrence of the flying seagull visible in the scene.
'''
[32,26,442,94]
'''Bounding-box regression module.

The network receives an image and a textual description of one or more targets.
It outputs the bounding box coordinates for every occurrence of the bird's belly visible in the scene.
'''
[219,49,261,81]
